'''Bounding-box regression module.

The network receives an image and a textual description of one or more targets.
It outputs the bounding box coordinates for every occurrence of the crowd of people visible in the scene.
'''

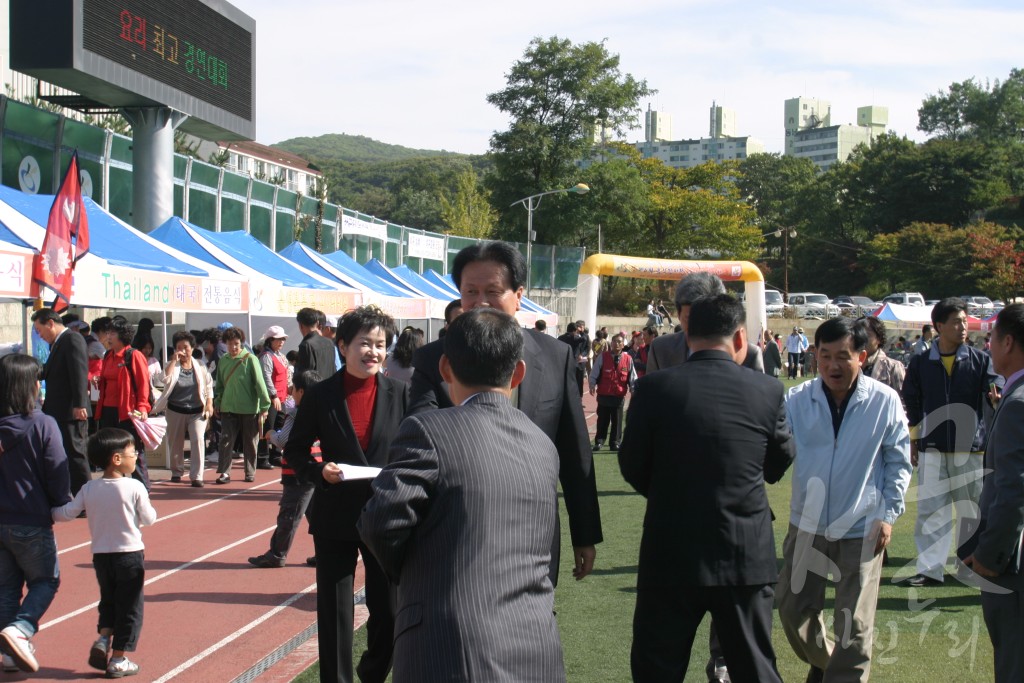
[0,241,1022,683]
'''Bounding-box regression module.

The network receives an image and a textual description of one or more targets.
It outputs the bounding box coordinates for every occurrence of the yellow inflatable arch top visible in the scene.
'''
[573,254,766,342]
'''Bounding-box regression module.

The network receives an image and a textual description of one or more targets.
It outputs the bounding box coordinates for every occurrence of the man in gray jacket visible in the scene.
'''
[359,308,564,682]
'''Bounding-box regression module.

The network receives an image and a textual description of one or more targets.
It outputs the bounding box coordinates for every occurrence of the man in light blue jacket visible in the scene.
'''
[777,317,912,683]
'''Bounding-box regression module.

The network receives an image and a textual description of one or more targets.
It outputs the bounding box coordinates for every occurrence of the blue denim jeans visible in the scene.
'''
[0,524,61,637]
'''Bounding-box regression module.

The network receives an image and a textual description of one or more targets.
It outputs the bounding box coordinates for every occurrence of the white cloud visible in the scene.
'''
[242,0,1023,154]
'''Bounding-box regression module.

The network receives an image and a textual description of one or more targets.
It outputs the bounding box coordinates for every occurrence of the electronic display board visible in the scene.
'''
[10,0,255,140]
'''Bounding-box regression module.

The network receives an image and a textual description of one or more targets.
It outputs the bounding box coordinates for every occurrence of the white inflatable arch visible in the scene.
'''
[573,254,766,343]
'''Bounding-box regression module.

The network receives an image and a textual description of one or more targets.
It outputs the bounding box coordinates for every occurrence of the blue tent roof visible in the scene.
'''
[0,185,207,276]
[422,270,459,297]
[392,265,461,303]
[151,218,333,289]
[361,259,429,298]
[283,244,416,299]
[0,219,31,250]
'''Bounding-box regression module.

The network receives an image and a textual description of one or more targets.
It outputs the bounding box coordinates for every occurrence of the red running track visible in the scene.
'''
[19,393,600,682]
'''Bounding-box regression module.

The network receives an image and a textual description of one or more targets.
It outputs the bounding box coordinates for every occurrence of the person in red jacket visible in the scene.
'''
[93,317,152,491]
[589,333,637,451]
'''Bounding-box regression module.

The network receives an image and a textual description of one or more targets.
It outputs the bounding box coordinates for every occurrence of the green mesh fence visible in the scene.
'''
[0,96,584,289]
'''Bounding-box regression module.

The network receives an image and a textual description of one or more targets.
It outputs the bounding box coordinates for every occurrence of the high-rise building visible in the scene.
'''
[710,103,737,138]
[645,106,673,142]
[784,98,888,171]
[784,97,832,156]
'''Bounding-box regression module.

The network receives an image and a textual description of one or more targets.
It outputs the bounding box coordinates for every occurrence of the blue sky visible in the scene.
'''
[245,0,1022,155]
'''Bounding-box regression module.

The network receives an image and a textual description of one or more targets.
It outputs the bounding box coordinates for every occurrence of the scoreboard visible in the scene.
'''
[11,0,255,140]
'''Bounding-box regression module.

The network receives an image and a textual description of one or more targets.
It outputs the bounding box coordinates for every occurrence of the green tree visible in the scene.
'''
[485,36,653,244]
[439,170,497,239]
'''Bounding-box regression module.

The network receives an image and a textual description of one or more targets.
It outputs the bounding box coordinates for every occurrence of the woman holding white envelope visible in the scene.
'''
[284,305,408,683]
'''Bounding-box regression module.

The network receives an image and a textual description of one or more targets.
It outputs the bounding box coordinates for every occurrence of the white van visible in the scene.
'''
[882,292,926,307]
[787,293,838,318]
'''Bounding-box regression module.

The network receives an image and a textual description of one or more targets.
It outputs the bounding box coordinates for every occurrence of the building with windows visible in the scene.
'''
[784,97,887,170]
[631,103,764,169]
[194,139,324,195]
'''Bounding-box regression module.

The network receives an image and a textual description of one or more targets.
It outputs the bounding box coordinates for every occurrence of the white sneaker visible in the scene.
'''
[2,654,18,672]
[0,625,38,673]
[89,634,111,670]
[106,656,140,678]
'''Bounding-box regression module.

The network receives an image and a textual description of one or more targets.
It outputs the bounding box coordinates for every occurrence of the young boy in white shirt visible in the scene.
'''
[53,428,157,678]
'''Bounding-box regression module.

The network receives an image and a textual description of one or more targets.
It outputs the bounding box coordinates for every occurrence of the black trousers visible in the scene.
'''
[982,587,1024,683]
[99,407,150,491]
[57,418,91,495]
[93,551,145,652]
[313,535,395,683]
[595,397,625,446]
[573,365,585,398]
[631,583,782,683]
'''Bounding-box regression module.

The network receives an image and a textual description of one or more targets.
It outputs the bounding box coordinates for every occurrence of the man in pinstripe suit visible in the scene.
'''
[359,308,565,682]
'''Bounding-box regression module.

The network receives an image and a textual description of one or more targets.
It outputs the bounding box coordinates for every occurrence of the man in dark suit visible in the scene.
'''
[31,308,92,494]
[647,272,764,373]
[359,308,565,682]
[963,303,1024,683]
[294,307,337,379]
[285,306,409,683]
[644,271,762,683]
[619,294,795,683]
[409,241,602,582]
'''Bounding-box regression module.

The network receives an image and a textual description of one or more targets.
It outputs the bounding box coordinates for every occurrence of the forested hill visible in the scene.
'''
[273,133,463,164]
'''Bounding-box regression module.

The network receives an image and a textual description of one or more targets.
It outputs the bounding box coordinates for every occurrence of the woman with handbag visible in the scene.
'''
[94,317,152,491]
[258,326,290,469]
[152,331,214,487]
[213,327,270,485]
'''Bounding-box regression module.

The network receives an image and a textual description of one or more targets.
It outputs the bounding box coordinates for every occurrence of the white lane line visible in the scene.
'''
[57,481,278,556]
[150,583,318,683]
[40,526,277,631]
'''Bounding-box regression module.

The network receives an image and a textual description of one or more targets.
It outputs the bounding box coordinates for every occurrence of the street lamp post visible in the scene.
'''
[764,227,797,294]
[511,183,590,297]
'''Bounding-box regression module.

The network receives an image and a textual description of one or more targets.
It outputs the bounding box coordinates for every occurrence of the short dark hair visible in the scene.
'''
[336,305,397,348]
[444,298,462,324]
[91,316,113,335]
[995,303,1024,348]
[534,320,547,332]
[922,324,933,334]
[317,310,328,329]
[932,298,968,327]
[293,369,322,392]
[391,328,424,368]
[88,428,135,470]
[0,354,42,416]
[856,316,888,347]
[296,307,320,329]
[30,308,62,325]
[200,327,222,345]
[566,322,577,333]
[443,308,522,388]
[172,331,197,348]
[642,325,659,338]
[286,349,298,363]
[687,294,746,340]
[221,326,246,343]
[674,272,726,311]
[111,317,135,346]
[815,316,868,351]
[452,242,527,292]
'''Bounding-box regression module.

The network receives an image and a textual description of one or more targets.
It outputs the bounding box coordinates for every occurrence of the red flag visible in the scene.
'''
[32,152,90,312]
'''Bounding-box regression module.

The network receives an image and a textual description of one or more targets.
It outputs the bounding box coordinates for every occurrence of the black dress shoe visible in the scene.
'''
[170,476,182,483]
[594,441,604,451]
[248,554,285,568]
[806,666,824,683]
[256,461,275,470]
[306,556,317,567]
[609,443,619,451]
[904,574,942,587]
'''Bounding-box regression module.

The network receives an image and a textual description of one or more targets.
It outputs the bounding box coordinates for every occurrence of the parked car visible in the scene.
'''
[959,295,995,317]
[833,295,878,316]
[765,289,785,317]
[882,292,926,307]
[787,292,839,318]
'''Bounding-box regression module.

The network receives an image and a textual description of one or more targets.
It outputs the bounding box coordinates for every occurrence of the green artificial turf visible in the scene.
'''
[296,376,995,682]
